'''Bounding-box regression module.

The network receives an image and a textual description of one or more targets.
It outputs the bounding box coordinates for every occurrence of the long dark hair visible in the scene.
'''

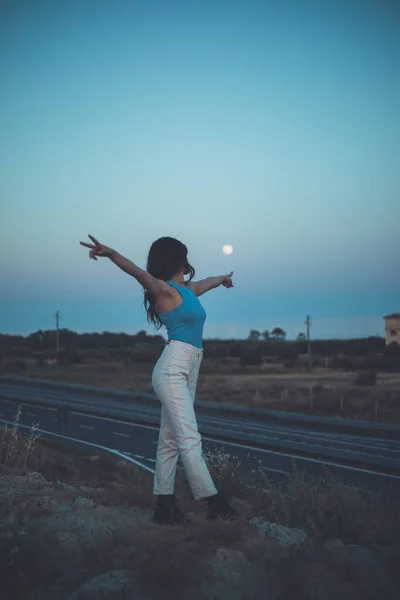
[144,237,195,329]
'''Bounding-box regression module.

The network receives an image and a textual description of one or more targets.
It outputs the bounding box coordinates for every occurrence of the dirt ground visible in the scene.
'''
[2,435,400,600]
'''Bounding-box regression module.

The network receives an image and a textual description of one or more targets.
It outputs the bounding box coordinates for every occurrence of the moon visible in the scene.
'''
[222,244,234,255]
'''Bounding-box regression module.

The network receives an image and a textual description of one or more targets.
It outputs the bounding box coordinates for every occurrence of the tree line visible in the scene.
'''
[0,328,389,360]
[0,329,164,354]
[248,329,308,341]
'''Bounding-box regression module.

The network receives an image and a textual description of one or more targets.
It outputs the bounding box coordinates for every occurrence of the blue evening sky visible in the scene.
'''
[1,0,399,340]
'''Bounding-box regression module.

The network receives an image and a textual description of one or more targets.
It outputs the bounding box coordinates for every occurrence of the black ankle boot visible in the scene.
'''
[153,494,186,525]
[206,492,237,521]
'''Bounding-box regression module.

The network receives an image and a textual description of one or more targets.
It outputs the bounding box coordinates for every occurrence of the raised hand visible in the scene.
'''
[79,234,114,261]
[221,271,234,288]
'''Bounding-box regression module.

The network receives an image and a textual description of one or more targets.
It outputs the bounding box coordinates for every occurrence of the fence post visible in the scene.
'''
[309,387,314,410]
[340,394,344,412]
[58,406,70,436]
[374,398,379,420]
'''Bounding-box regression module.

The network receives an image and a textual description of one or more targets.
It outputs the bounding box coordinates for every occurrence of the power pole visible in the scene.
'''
[54,310,61,354]
[305,315,312,370]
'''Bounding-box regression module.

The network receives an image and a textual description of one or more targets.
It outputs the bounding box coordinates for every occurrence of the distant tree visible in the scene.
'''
[135,330,148,342]
[271,327,286,340]
[297,332,306,341]
[262,330,270,340]
[248,329,261,341]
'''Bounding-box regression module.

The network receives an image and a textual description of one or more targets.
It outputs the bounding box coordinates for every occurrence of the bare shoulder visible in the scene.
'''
[137,270,172,299]
[155,282,183,313]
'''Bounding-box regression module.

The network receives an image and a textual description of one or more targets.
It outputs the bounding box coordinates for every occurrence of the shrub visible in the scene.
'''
[109,347,131,360]
[129,346,163,363]
[0,405,40,469]
[229,342,245,358]
[240,349,263,367]
[203,344,229,358]
[57,348,83,364]
[332,355,358,371]
[0,358,28,373]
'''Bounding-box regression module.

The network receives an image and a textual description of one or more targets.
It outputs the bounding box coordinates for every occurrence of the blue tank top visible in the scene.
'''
[158,281,206,349]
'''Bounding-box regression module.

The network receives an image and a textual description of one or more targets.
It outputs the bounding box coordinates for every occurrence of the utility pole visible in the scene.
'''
[54,310,61,354]
[305,315,312,370]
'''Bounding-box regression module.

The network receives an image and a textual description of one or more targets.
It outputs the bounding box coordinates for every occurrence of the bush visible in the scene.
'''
[202,344,229,358]
[0,358,28,373]
[229,342,245,358]
[0,405,40,469]
[332,355,358,371]
[129,346,163,363]
[354,371,377,386]
[240,349,262,367]
[57,348,83,364]
[109,347,131,360]
[284,360,297,369]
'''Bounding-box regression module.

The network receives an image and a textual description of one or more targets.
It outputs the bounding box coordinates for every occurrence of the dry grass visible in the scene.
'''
[202,448,400,546]
[1,412,398,549]
[7,360,400,423]
[0,405,40,470]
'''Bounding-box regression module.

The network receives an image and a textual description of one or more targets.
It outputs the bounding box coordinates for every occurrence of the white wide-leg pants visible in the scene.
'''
[152,340,217,501]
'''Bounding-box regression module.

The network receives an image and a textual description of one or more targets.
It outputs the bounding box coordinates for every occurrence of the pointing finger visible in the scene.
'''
[80,242,95,249]
[88,234,100,245]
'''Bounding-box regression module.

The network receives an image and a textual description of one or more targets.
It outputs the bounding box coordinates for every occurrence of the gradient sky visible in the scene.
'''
[1,0,399,340]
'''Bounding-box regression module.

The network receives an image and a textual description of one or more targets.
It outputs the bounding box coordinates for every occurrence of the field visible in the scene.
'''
[2,331,400,423]
[4,354,400,424]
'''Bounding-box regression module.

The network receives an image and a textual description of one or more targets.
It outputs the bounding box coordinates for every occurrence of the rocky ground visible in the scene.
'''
[0,435,399,600]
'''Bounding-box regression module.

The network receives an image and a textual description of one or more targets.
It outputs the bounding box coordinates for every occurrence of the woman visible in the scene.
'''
[80,234,237,524]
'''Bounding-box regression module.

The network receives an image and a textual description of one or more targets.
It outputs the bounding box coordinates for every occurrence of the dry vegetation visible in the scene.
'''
[0,411,399,599]
[2,331,400,423]
[4,356,400,423]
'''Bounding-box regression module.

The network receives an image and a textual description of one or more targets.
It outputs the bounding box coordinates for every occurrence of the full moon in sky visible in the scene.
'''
[222,244,234,255]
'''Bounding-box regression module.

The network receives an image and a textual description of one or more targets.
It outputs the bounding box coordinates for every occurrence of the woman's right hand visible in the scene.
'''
[79,234,114,261]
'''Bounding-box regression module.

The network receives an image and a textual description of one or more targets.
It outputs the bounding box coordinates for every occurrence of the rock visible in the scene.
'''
[53,531,80,552]
[72,496,96,510]
[87,455,100,462]
[342,544,396,600]
[323,538,347,559]
[36,505,152,550]
[66,570,151,600]
[25,471,49,486]
[0,473,51,494]
[20,495,60,511]
[79,484,104,494]
[293,560,357,600]
[193,546,261,600]
[229,497,254,517]
[324,538,345,552]
[281,541,399,600]
[250,518,307,546]
[54,481,77,492]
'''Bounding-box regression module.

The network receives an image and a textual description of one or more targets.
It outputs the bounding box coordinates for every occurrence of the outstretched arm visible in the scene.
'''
[109,251,165,293]
[80,234,170,298]
[189,272,233,297]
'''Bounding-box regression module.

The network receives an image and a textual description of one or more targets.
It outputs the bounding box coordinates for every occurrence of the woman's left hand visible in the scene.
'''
[221,272,234,288]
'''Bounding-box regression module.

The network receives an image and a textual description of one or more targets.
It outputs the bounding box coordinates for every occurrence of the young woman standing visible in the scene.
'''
[80,234,237,524]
